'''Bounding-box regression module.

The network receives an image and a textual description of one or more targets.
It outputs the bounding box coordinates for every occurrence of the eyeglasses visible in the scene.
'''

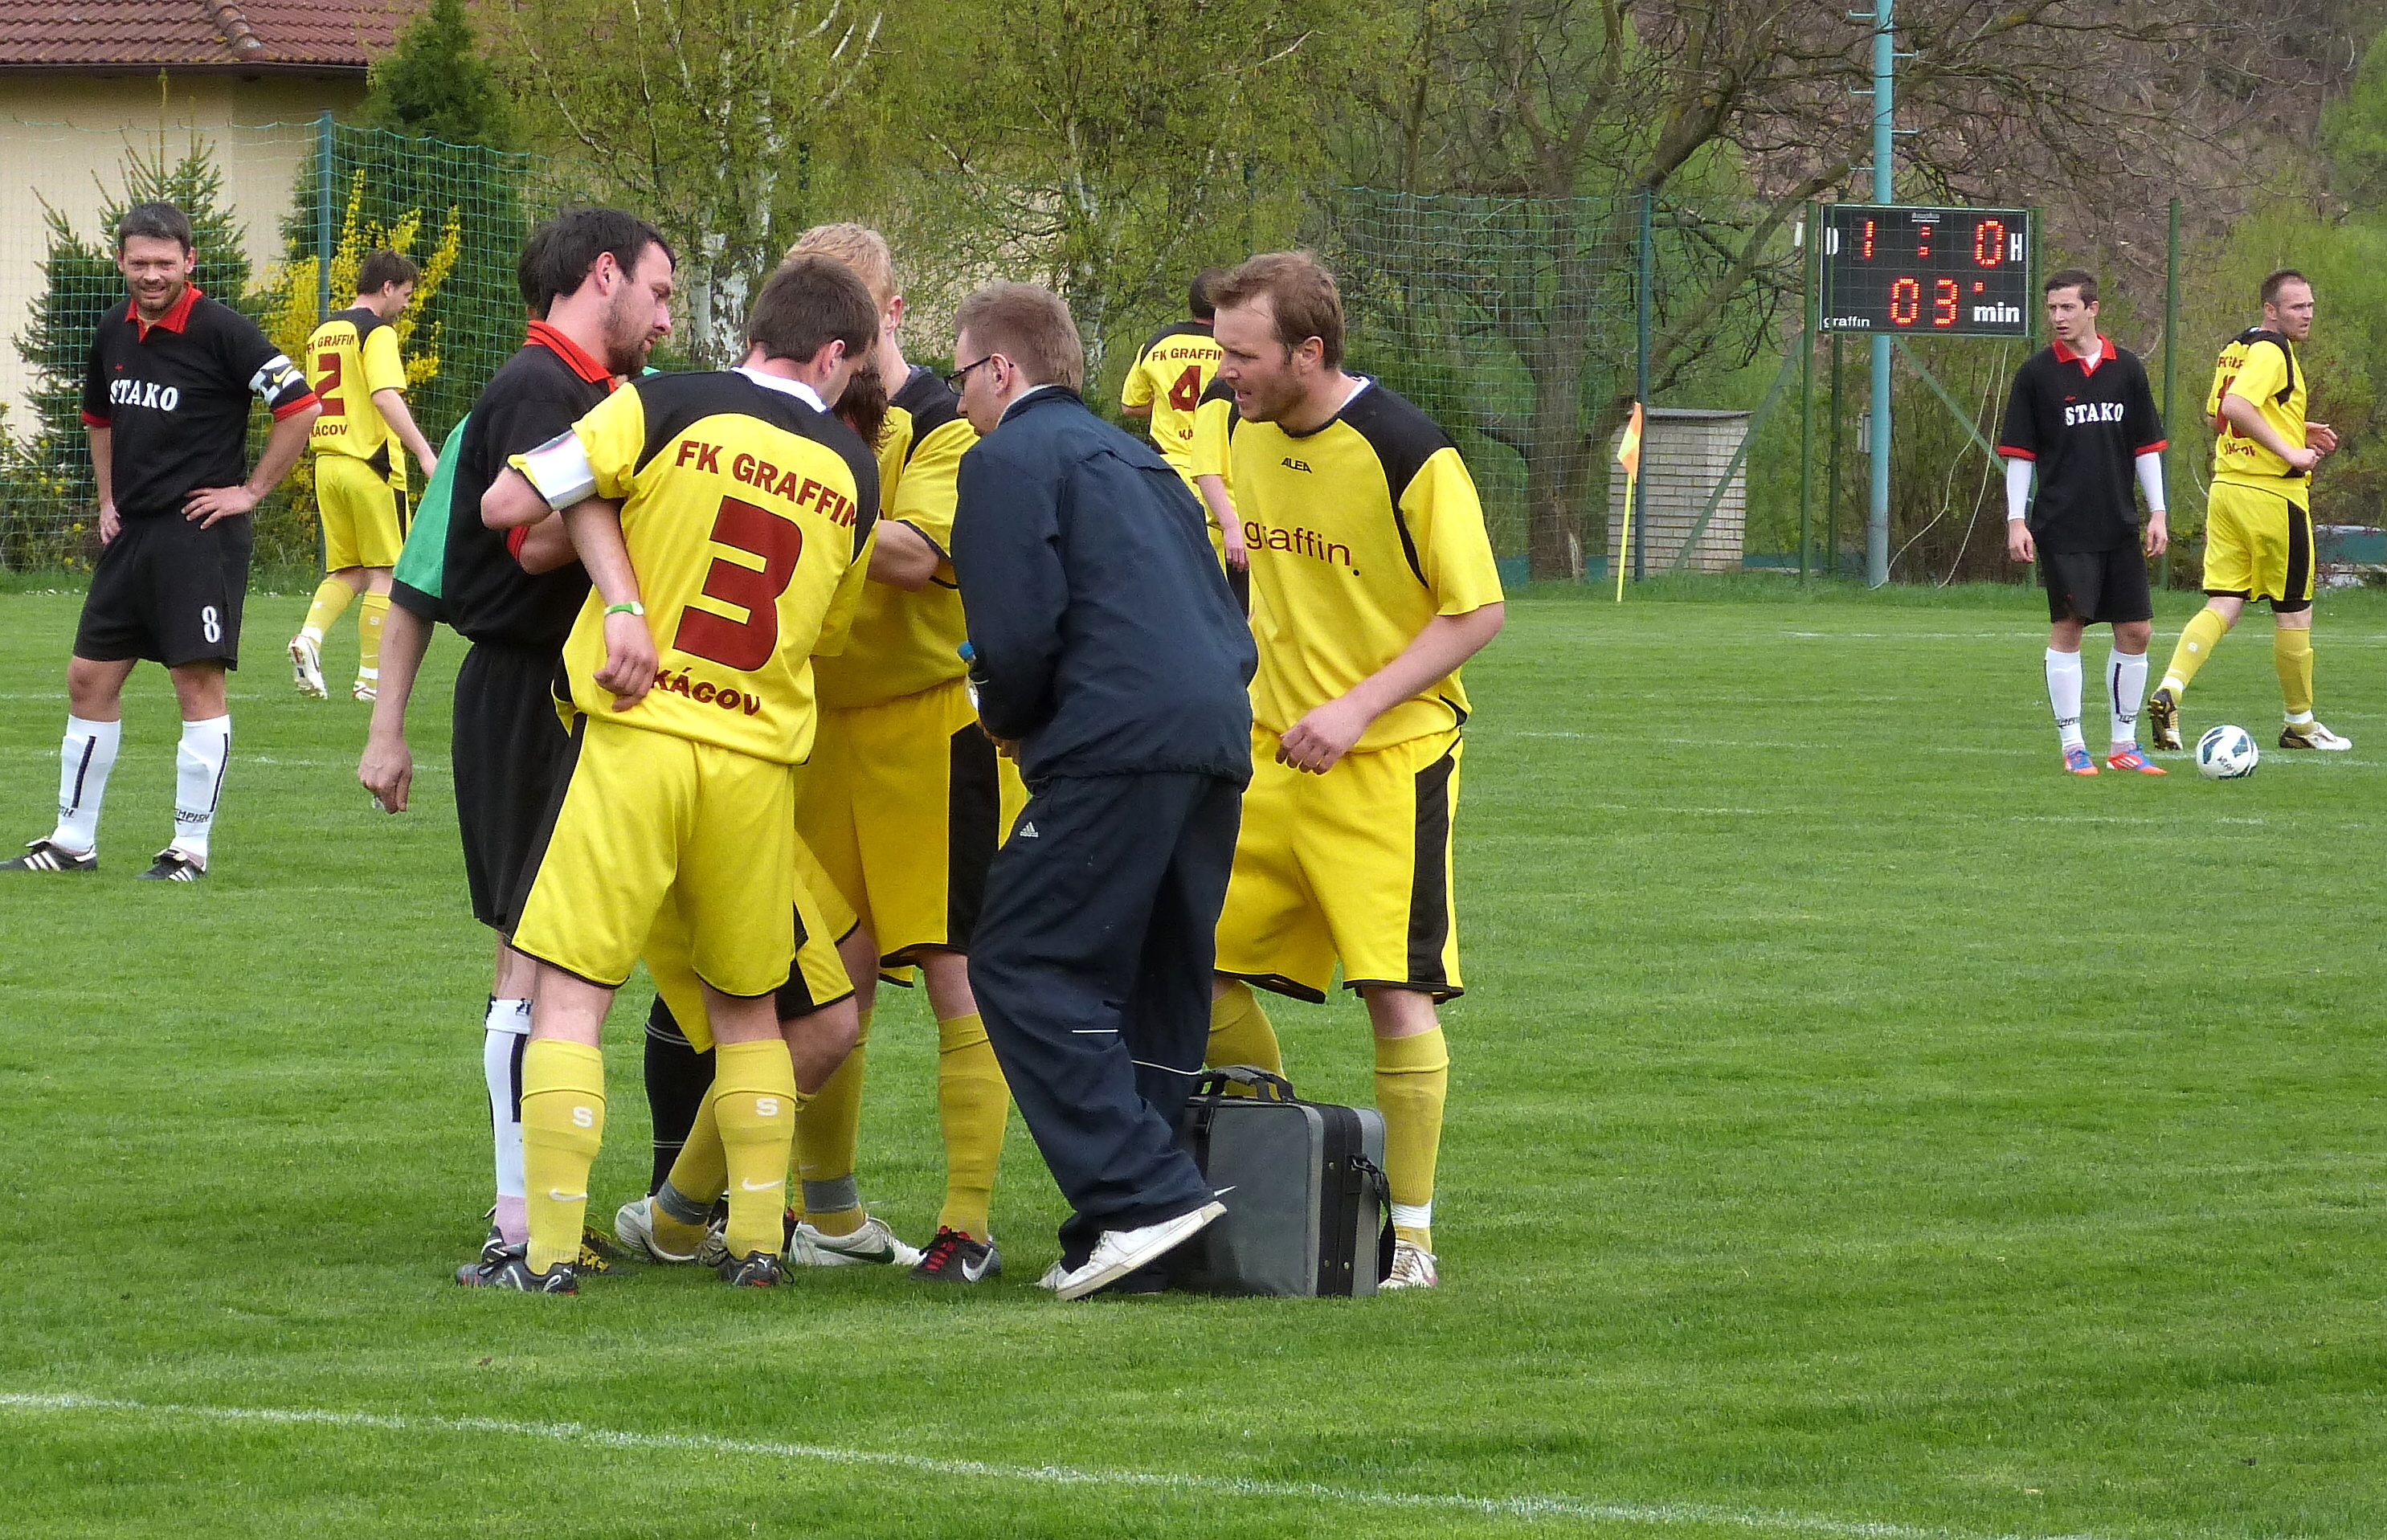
[944,355,995,391]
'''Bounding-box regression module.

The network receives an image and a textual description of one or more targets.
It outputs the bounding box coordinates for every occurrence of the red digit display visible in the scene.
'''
[1974,219,2005,268]
[1821,205,2032,337]
[1888,276,1922,326]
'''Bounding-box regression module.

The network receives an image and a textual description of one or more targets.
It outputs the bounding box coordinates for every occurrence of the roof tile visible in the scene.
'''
[0,1,420,70]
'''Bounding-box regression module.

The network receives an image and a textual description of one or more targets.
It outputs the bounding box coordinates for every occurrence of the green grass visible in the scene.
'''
[2,584,2383,1538]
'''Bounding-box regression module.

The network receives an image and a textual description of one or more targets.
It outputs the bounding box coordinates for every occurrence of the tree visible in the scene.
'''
[1337,0,2325,578]
[361,0,518,149]
[897,0,1330,386]
[486,0,883,366]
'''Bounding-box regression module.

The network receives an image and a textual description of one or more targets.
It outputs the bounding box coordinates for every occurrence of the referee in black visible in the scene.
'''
[6,201,318,880]
[1998,267,2170,776]
[947,283,1257,1301]
[379,208,680,1284]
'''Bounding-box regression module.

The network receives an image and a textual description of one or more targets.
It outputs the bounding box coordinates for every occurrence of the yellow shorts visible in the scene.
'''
[795,676,1029,963]
[1215,726,1464,1003]
[314,452,408,570]
[2202,481,2314,606]
[640,833,856,1049]
[512,716,796,1000]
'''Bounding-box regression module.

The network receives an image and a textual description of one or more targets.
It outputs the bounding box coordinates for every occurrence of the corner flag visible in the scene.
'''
[1615,402,1643,602]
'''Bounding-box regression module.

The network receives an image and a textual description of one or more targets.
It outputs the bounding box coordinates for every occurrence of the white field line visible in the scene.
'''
[0,1391,2112,1540]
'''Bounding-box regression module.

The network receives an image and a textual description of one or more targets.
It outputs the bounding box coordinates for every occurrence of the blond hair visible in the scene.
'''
[785,223,896,307]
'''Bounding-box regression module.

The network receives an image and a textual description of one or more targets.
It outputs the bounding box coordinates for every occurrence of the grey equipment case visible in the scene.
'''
[1167,1065,1394,1297]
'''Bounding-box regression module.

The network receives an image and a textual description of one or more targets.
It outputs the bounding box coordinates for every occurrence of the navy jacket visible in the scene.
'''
[952,387,1255,785]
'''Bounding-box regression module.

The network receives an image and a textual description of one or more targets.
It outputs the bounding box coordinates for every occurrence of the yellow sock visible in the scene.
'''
[1206,981,1284,1075]
[357,592,390,684]
[2159,607,2230,696]
[1375,1026,1449,1252]
[935,1011,1008,1237]
[300,575,355,640]
[520,1039,606,1275]
[796,1006,869,1236]
[711,1040,803,1263]
[663,1088,727,1206]
[2275,628,2314,721]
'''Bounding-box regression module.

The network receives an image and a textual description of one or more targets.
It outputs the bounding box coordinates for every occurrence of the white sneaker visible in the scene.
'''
[288,633,326,697]
[2280,721,2352,750]
[1035,1260,1069,1291]
[1381,1238,1439,1290]
[614,1195,700,1264]
[1052,1202,1224,1301]
[785,1214,923,1268]
[351,680,378,703]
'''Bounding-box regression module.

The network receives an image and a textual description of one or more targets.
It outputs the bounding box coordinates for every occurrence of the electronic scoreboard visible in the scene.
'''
[1818,205,2033,338]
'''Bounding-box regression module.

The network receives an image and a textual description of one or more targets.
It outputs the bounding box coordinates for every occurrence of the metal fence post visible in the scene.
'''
[1799,202,1816,582]
[1634,187,1653,582]
[315,110,335,324]
[2162,196,2179,593]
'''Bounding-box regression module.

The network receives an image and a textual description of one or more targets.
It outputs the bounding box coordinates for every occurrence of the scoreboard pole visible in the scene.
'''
[1866,0,1896,586]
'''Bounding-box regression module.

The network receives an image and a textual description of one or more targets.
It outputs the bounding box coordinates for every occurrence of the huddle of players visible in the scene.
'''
[333,210,1501,1294]
[2001,266,2351,770]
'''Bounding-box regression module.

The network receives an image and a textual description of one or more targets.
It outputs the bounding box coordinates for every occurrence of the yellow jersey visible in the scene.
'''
[814,366,979,709]
[2209,328,2309,506]
[1120,320,1222,484]
[305,306,411,484]
[515,368,880,764]
[1226,379,1503,753]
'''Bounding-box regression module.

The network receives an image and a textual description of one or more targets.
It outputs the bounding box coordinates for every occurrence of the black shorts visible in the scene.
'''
[2042,545,2152,626]
[73,516,253,668]
[452,640,573,930]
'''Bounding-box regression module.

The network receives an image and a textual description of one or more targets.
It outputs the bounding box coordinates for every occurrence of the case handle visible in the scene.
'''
[1193,1064,1301,1102]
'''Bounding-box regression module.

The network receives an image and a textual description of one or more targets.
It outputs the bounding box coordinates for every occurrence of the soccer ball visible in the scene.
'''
[2195,725,2259,780]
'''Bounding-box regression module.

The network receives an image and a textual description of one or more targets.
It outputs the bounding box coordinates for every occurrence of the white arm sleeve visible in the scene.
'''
[2005,455,2033,521]
[2135,450,2166,513]
[517,427,599,511]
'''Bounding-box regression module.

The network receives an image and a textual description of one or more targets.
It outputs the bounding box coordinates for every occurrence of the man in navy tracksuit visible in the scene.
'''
[947,283,1257,1301]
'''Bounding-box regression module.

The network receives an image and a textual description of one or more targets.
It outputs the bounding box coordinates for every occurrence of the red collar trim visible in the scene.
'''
[2052,334,2112,375]
[525,321,615,387]
[133,284,202,340]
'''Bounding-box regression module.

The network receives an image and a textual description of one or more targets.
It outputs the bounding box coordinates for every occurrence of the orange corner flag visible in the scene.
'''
[1616,402,1645,476]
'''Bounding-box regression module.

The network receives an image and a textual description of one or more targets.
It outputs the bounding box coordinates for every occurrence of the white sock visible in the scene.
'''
[1391,1201,1433,1232]
[2044,649,2085,751]
[2107,650,2148,748]
[48,716,121,856]
[484,997,533,1247]
[170,715,231,864]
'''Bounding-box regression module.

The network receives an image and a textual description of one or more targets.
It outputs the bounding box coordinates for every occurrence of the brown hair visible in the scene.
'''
[116,201,193,253]
[2042,268,2096,305]
[952,282,1085,390]
[2261,268,2311,307]
[837,360,891,451]
[746,256,880,366]
[1211,251,1344,370]
[786,223,896,307]
[358,250,420,295]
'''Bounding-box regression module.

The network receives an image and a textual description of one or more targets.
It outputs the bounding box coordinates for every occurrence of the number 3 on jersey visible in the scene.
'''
[674,495,803,671]
[1167,364,1204,413]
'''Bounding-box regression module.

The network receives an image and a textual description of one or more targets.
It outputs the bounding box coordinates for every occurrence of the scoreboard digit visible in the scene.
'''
[1819,205,2033,338]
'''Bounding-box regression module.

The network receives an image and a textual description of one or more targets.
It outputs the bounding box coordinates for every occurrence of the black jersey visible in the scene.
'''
[440,322,615,652]
[1997,337,2167,554]
[79,285,317,521]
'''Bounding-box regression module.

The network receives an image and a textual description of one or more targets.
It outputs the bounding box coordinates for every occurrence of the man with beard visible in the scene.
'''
[359,209,676,1285]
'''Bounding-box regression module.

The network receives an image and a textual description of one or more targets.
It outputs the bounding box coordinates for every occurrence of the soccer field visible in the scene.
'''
[2,581,2382,1538]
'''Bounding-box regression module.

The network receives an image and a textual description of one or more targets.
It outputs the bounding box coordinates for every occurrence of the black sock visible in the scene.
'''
[643,997,714,1195]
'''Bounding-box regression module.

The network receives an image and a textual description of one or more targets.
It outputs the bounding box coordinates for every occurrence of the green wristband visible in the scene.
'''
[605,601,645,618]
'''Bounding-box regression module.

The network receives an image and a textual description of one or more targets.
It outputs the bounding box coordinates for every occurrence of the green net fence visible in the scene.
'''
[1322,188,1805,574]
[0,118,596,573]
